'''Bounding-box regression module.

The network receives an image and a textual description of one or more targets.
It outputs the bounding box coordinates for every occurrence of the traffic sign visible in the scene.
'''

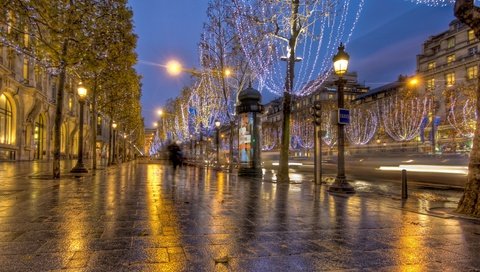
[338,108,350,124]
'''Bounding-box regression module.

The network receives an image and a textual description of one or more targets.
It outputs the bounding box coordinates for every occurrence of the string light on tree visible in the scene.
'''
[321,110,337,148]
[448,98,477,138]
[232,0,365,97]
[377,94,430,142]
[346,107,378,145]
[262,125,278,151]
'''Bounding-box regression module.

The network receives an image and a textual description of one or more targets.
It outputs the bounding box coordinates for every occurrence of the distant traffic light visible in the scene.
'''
[311,102,321,126]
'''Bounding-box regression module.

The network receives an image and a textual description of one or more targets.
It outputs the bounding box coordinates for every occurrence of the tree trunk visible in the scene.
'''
[277,0,300,183]
[456,62,480,216]
[229,120,235,171]
[91,77,97,169]
[52,41,69,179]
[454,0,480,216]
[278,91,292,182]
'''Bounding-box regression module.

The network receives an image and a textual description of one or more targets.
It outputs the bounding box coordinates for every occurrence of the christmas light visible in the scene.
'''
[262,124,278,151]
[291,114,314,150]
[377,95,430,142]
[447,97,477,138]
[346,107,378,145]
[406,0,455,6]
[321,110,337,147]
[232,0,364,97]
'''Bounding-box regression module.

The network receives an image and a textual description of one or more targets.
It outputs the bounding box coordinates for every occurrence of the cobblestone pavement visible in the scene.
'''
[0,161,479,271]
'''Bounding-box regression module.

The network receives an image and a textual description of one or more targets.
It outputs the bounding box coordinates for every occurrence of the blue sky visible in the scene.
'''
[128,0,454,127]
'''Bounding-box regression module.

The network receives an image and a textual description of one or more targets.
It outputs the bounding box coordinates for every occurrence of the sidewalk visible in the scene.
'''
[0,162,479,271]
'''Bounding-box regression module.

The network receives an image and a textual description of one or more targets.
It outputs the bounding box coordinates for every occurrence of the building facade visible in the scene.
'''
[417,19,479,153]
[0,44,112,161]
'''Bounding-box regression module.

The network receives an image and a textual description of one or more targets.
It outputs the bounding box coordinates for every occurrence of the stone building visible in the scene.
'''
[0,45,111,161]
[416,19,479,153]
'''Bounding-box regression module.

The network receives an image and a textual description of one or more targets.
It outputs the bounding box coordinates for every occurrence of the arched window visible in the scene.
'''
[34,115,44,160]
[0,94,13,145]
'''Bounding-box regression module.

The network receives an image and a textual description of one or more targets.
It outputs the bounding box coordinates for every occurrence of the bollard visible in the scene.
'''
[401,169,408,199]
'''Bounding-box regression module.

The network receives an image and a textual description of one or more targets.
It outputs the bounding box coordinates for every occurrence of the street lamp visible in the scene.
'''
[112,122,117,165]
[328,43,355,194]
[71,83,88,173]
[165,60,182,76]
[215,119,221,166]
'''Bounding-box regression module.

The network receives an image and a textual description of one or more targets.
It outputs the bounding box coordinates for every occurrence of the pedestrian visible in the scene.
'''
[168,141,183,171]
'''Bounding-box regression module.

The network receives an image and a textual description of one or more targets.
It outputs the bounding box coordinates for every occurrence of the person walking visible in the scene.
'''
[168,141,183,172]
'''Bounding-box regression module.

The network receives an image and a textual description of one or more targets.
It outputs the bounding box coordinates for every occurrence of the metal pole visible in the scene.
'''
[112,128,116,165]
[402,169,408,199]
[71,100,88,173]
[328,78,354,194]
[123,134,126,162]
[216,127,220,165]
[337,79,346,181]
[314,124,322,184]
[430,93,437,155]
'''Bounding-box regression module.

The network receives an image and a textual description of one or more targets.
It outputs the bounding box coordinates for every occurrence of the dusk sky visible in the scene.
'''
[128,0,454,128]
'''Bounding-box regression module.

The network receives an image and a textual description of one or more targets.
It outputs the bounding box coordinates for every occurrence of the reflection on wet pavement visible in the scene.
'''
[0,162,479,271]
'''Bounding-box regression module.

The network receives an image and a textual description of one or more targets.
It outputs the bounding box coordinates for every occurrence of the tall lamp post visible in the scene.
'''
[71,83,88,173]
[112,122,117,165]
[328,43,355,194]
[123,133,127,162]
[215,119,221,166]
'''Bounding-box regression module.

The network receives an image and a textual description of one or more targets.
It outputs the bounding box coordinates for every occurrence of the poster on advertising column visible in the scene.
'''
[239,113,253,164]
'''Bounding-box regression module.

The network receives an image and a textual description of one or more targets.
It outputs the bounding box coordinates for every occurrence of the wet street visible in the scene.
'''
[0,161,480,271]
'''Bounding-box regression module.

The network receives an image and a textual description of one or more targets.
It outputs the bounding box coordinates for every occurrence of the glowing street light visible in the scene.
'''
[409,77,419,86]
[224,68,232,77]
[166,59,182,76]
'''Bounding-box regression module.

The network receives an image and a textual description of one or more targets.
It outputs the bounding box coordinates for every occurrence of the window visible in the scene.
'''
[23,30,29,47]
[445,72,455,87]
[7,49,15,71]
[467,66,478,80]
[0,94,13,145]
[447,36,455,49]
[34,115,44,160]
[468,46,478,56]
[23,58,29,81]
[468,30,476,42]
[68,97,73,111]
[447,54,456,64]
[427,62,436,70]
[426,78,435,91]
